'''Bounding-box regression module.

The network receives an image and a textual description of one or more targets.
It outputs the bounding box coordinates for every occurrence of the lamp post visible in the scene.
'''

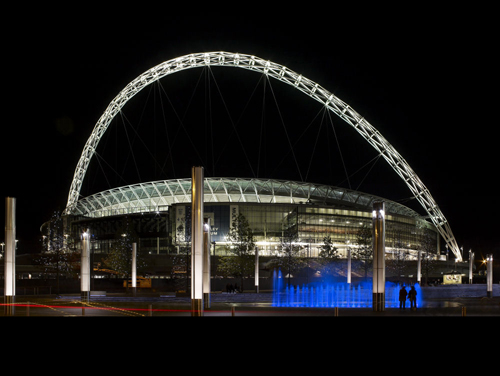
[203,218,211,309]
[486,254,493,298]
[469,249,474,284]
[417,250,422,284]
[81,230,90,302]
[372,201,385,312]
[131,242,137,296]
[255,246,259,293]
[4,197,16,315]
[191,166,204,316]
[346,241,351,285]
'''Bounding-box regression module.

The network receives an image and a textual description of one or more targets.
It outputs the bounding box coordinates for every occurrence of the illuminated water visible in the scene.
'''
[272,269,422,308]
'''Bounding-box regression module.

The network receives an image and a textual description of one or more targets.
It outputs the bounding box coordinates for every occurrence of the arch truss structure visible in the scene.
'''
[65,51,461,260]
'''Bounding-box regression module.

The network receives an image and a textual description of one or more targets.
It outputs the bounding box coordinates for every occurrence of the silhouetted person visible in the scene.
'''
[408,285,417,309]
[399,286,407,309]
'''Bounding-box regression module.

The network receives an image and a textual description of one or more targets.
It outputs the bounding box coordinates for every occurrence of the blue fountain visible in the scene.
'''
[272,269,422,308]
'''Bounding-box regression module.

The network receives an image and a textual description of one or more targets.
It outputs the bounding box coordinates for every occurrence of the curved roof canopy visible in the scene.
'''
[65,177,421,219]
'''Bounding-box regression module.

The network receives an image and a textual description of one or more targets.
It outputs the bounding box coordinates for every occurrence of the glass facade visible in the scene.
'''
[169,202,438,259]
[62,178,439,260]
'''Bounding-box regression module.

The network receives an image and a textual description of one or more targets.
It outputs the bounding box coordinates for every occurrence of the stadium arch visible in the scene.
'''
[64,51,461,260]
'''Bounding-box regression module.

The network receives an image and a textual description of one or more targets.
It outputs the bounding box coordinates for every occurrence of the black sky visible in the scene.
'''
[2,6,498,260]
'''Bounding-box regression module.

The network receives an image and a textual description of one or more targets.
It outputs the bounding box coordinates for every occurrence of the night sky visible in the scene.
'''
[2,7,497,261]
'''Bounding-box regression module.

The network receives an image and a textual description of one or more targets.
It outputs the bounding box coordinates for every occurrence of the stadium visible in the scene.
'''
[38,52,463,290]
[64,176,439,257]
[52,176,440,284]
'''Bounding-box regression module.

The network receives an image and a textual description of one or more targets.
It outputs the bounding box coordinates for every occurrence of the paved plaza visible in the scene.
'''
[1,289,499,317]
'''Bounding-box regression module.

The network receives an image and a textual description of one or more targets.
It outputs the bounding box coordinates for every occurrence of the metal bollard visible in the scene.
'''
[334,307,339,316]
[231,306,236,316]
[149,304,153,317]
[462,306,466,317]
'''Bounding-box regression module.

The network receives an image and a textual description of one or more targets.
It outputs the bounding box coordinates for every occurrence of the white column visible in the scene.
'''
[132,242,137,296]
[417,250,422,284]
[4,197,16,313]
[469,249,474,284]
[81,230,90,301]
[191,166,204,316]
[487,254,493,298]
[347,247,351,284]
[255,246,259,293]
[372,201,385,311]
[203,218,211,308]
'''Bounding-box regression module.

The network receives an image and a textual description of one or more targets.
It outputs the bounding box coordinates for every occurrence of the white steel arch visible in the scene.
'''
[65,51,461,260]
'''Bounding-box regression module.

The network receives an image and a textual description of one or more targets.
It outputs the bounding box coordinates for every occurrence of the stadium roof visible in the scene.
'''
[64,177,422,219]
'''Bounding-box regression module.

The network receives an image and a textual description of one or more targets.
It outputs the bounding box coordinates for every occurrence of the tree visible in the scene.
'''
[267,217,305,287]
[217,213,255,291]
[387,229,410,284]
[38,211,78,294]
[103,216,146,278]
[171,221,191,293]
[318,235,340,278]
[418,228,438,285]
[352,223,373,278]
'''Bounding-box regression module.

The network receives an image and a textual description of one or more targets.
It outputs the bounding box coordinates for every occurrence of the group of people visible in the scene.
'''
[399,285,417,310]
[225,283,239,293]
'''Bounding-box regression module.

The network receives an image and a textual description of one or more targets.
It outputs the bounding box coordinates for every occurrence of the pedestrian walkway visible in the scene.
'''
[2,292,499,317]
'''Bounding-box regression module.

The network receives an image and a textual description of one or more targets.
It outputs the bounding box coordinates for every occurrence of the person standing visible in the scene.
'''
[408,285,417,310]
[399,285,407,309]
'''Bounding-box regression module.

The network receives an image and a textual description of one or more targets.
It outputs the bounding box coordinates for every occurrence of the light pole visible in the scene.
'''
[469,249,474,284]
[486,254,493,298]
[4,197,16,315]
[191,166,204,316]
[372,201,385,312]
[81,230,90,302]
[255,246,259,293]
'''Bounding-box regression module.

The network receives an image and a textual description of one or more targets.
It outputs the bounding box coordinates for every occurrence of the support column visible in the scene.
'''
[372,201,385,311]
[132,242,137,296]
[469,249,474,284]
[255,246,259,293]
[417,250,422,284]
[347,247,351,284]
[191,166,204,316]
[486,254,493,298]
[4,197,16,315]
[81,230,90,302]
[203,218,211,309]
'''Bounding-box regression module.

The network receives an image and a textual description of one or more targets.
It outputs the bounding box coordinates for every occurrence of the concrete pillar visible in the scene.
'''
[417,250,422,284]
[255,246,259,293]
[203,217,211,308]
[81,230,90,302]
[469,249,474,284]
[4,197,16,315]
[132,242,137,296]
[347,247,351,284]
[191,166,204,316]
[487,254,493,298]
[372,201,385,311]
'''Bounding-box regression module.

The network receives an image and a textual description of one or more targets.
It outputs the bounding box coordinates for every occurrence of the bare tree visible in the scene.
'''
[352,223,372,278]
[38,211,78,294]
[267,214,305,287]
[318,235,340,279]
[418,228,438,285]
[217,212,255,291]
[103,216,146,277]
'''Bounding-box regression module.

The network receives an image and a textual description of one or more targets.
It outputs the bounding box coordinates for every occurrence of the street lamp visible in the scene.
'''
[486,254,493,298]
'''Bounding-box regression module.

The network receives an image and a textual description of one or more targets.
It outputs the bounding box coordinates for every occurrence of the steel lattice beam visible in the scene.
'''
[65,51,462,260]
